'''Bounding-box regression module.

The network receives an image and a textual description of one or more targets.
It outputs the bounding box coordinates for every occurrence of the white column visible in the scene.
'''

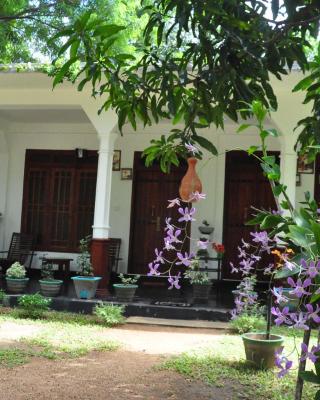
[280,141,297,210]
[0,131,8,249]
[92,132,117,239]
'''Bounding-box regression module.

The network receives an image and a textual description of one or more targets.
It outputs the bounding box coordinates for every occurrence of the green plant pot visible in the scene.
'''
[242,332,284,369]
[39,279,63,297]
[6,277,29,294]
[71,276,101,299]
[193,283,211,304]
[113,284,138,302]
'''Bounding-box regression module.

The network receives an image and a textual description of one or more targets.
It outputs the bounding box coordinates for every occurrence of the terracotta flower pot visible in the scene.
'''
[179,157,202,202]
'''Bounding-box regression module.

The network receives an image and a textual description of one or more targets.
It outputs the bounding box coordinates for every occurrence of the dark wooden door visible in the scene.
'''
[128,153,188,274]
[222,151,278,280]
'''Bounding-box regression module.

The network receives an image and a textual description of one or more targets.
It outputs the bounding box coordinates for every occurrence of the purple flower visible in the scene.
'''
[164,238,175,251]
[305,303,320,323]
[238,246,247,258]
[189,191,206,201]
[300,343,320,363]
[302,259,320,279]
[185,142,199,155]
[241,239,250,249]
[271,287,288,305]
[168,273,181,290]
[230,262,239,274]
[250,231,270,248]
[287,277,311,298]
[264,263,274,274]
[164,217,174,232]
[154,248,165,264]
[284,260,295,271]
[176,252,194,267]
[178,207,196,222]
[167,198,181,208]
[272,209,284,215]
[275,348,293,378]
[290,312,309,330]
[239,258,255,275]
[148,262,161,276]
[271,306,291,326]
[166,229,182,244]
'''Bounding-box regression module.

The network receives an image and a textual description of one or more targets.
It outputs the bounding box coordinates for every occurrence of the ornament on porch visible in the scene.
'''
[179,157,202,202]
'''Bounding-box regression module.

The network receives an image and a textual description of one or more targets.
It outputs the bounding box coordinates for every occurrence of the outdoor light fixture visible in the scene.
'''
[75,148,87,159]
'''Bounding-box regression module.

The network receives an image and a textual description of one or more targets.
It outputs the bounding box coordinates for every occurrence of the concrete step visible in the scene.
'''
[126,316,231,330]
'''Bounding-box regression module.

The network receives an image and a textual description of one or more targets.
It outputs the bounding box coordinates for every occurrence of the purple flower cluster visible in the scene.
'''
[231,230,320,379]
[148,194,207,289]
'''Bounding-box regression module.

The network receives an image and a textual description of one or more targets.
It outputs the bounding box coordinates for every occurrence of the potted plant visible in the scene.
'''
[71,236,101,299]
[39,259,63,297]
[5,262,29,293]
[184,259,211,303]
[231,236,284,370]
[113,273,140,302]
[212,242,225,259]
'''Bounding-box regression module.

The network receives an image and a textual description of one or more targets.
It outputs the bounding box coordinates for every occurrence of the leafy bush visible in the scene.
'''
[184,259,210,284]
[77,236,94,276]
[119,273,140,285]
[6,262,26,279]
[93,303,125,327]
[17,293,51,319]
[230,313,266,334]
[0,290,5,304]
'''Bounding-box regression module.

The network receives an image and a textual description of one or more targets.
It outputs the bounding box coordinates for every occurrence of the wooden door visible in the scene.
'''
[128,153,188,274]
[222,151,278,280]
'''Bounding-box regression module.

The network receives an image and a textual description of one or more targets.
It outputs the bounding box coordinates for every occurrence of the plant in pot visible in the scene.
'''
[212,242,225,259]
[39,259,63,297]
[71,236,101,300]
[113,273,140,302]
[231,235,284,370]
[5,262,29,294]
[184,258,211,304]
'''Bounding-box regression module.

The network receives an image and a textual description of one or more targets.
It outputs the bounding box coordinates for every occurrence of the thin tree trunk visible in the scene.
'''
[295,328,311,400]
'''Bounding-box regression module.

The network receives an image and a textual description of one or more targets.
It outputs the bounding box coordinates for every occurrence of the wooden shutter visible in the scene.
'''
[21,150,98,252]
[23,168,49,248]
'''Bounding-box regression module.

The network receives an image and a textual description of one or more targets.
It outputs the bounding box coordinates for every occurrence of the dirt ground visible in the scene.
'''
[0,324,234,400]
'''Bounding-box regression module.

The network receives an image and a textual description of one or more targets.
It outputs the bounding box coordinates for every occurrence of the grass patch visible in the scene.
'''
[0,348,31,368]
[161,334,318,400]
[163,354,316,400]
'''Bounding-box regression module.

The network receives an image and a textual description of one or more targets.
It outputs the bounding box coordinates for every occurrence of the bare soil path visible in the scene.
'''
[0,323,234,400]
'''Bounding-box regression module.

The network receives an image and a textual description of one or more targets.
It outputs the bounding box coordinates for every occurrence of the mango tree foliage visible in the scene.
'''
[51,0,320,170]
[0,0,144,63]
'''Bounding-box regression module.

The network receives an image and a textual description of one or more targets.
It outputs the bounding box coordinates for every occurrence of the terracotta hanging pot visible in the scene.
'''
[179,157,202,202]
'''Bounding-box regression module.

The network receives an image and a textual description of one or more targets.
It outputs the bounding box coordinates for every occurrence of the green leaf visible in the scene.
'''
[311,221,320,253]
[237,124,251,133]
[287,225,313,248]
[274,265,300,279]
[315,389,320,400]
[299,371,320,384]
[93,24,125,37]
[248,146,258,155]
[261,215,282,229]
[52,57,78,88]
[272,185,283,197]
[193,136,218,156]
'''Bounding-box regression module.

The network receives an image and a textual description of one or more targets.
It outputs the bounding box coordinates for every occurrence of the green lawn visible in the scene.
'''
[162,329,318,400]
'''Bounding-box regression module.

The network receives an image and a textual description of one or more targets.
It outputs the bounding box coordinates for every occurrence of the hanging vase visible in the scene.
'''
[179,157,202,202]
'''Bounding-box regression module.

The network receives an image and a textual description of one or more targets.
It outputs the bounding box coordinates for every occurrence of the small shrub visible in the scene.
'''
[94,303,125,327]
[6,262,26,279]
[230,313,266,334]
[17,293,51,319]
[0,290,6,304]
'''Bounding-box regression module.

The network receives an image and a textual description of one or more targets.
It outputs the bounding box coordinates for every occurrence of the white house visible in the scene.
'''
[0,68,315,293]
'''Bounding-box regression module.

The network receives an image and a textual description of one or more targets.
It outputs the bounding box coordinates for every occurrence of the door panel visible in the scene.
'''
[222,151,278,280]
[129,153,188,274]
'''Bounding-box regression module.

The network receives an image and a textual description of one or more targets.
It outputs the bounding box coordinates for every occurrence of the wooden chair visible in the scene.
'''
[0,232,34,272]
[108,238,122,273]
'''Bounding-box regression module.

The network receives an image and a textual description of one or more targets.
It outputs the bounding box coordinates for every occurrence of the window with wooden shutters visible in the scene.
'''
[21,150,98,252]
